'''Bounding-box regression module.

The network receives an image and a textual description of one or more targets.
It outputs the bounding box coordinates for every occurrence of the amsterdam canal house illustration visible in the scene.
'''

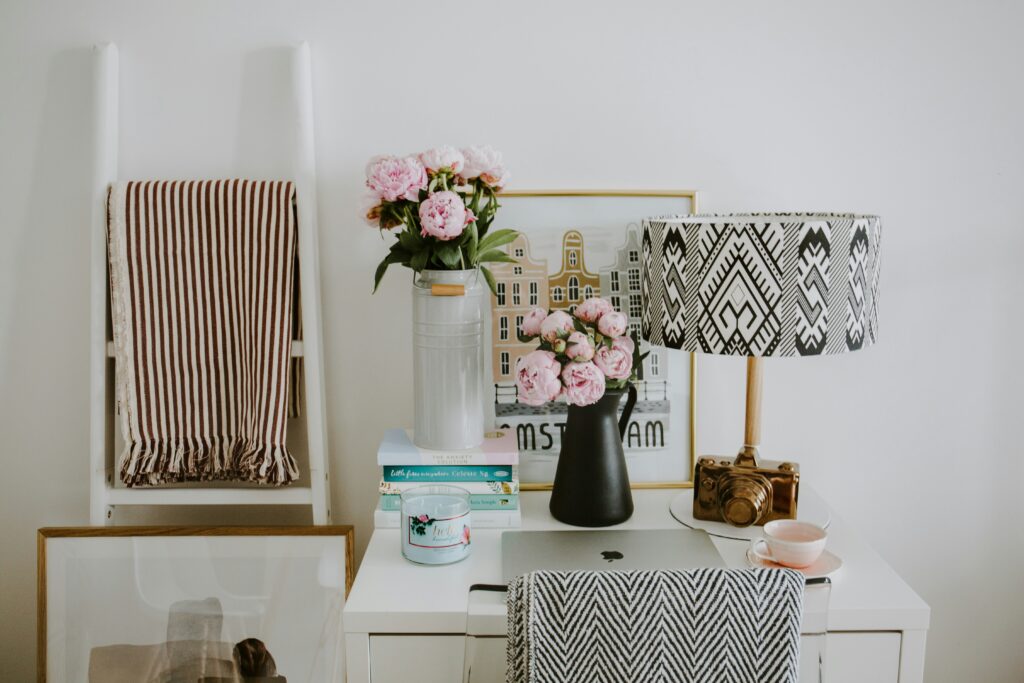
[490,233,549,403]
[548,230,599,314]
[598,226,668,402]
[490,227,670,453]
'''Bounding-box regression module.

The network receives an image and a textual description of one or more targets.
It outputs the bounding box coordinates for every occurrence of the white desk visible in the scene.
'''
[344,488,929,682]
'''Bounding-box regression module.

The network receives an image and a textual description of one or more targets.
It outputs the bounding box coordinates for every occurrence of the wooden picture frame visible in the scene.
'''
[488,189,698,490]
[38,526,354,683]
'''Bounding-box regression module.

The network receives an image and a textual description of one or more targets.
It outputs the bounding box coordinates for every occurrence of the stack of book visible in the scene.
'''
[374,428,521,529]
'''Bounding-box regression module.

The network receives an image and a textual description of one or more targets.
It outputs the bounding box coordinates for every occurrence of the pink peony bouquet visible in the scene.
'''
[364,145,517,294]
[515,298,646,407]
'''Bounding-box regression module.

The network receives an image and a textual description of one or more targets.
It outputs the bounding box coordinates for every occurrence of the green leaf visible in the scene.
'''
[387,240,410,256]
[436,244,463,268]
[398,229,423,251]
[572,317,589,334]
[476,249,517,264]
[517,332,536,343]
[373,260,390,293]
[480,266,498,296]
[466,223,479,263]
[478,228,519,253]
[410,249,429,272]
[372,251,408,293]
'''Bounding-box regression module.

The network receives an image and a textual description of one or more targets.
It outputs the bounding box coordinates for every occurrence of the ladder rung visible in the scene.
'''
[106,486,314,506]
[106,340,304,358]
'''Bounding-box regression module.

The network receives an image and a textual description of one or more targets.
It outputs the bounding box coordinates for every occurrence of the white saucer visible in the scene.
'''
[745,547,843,579]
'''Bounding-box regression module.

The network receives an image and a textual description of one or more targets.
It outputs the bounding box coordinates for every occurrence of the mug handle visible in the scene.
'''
[618,383,638,441]
[750,538,775,564]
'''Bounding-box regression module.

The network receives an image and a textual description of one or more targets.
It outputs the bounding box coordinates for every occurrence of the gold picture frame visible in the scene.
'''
[37,525,354,683]
[491,189,698,491]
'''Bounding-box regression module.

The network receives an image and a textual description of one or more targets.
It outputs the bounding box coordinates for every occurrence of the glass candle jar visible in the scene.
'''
[401,485,472,565]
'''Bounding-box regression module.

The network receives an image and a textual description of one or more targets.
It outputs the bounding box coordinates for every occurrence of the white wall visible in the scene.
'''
[1,1,1022,680]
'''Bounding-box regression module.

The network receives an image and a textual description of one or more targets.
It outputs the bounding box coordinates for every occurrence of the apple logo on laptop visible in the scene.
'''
[601,550,623,563]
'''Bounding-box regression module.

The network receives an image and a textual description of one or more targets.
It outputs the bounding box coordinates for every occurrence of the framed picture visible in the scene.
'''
[486,189,698,490]
[37,526,354,683]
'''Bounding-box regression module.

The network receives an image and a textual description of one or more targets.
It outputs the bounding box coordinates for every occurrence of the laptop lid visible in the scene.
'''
[501,529,726,583]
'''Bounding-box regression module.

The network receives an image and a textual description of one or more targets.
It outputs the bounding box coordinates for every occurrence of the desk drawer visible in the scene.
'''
[823,632,902,683]
[457,632,903,683]
[370,635,465,683]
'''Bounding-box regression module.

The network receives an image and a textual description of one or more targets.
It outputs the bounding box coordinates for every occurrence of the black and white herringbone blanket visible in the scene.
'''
[506,568,804,683]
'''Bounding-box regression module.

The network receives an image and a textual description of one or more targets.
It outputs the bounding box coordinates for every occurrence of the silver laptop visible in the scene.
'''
[501,529,725,582]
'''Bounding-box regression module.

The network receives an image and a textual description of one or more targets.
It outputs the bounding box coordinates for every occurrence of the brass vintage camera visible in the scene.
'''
[693,449,800,527]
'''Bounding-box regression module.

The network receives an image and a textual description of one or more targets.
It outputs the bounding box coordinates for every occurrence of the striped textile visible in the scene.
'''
[507,569,804,683]
[107,180,300,486]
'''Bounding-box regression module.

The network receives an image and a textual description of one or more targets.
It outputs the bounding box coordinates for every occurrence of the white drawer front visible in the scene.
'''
[824,632,902,683]
[459,632,903,683]
[370,635,466,683]
[464,636,506,683]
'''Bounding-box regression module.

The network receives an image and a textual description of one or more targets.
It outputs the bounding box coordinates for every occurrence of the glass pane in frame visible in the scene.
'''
[486,190,698,489]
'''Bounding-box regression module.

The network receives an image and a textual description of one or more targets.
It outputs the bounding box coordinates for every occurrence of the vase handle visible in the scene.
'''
[619,383,638,441]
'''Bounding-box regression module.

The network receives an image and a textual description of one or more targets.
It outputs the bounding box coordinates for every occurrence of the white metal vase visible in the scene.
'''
[412,269,486,450]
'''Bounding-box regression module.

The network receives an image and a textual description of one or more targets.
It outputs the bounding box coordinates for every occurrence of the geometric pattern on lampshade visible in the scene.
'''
[641,213,881,356]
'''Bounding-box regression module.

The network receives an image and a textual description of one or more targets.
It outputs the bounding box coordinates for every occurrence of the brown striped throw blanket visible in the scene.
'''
[108,180,300,486]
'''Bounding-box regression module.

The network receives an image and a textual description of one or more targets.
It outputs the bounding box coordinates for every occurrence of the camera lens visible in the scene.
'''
[718,473,773,527]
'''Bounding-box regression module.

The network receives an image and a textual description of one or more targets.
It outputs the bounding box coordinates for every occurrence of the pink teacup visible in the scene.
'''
[750,520,827,569]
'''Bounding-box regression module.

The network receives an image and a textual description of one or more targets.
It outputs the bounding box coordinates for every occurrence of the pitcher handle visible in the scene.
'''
[619,383,638,441]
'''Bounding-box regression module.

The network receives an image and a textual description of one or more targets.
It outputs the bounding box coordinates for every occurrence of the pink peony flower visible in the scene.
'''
[597,310,628,338]
[520,308,547,337]
[594,340,633,380]
[575,297,614,323]
[561,361,606,407]
[565,331,595,362]
[417,514,430,523]
[366,155,427,203]
[419,146,465,174]
[515,350,563,407]
[361,192,383,227]
[461,145,509,187]
[480,167,509,188]
[539,310,574,343]
[613,335,635,355]
[418,191,475,241]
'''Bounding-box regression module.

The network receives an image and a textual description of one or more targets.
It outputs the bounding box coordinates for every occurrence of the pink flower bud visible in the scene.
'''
[539,310,574,343]
[597,311,628,338]
[565,331,595,362]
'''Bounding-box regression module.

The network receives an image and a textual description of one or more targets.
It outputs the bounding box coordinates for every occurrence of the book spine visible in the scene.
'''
[377,429,520,466]
[374,507,521,529]
[382,465,516,483]
[377,452,519,466]
[379,480,519,495]
[379,494,519,512]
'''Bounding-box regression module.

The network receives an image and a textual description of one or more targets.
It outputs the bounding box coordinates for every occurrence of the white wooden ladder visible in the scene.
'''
[89,42,332,525]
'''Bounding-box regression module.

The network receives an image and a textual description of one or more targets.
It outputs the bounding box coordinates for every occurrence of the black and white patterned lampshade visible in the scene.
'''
[641,213,881,356]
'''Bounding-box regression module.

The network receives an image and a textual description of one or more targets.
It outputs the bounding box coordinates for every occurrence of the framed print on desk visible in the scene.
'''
[486,189,698,490]
[37,526,354,683]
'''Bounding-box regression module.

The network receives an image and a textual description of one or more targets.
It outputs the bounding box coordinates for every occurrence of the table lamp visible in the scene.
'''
[641,213,881,527]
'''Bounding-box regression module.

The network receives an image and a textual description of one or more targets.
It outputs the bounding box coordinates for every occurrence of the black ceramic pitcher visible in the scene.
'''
[549,385,637,527]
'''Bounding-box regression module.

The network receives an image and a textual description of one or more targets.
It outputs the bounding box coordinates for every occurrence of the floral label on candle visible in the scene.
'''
[400,486,472,564]
[407,512,471,549]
